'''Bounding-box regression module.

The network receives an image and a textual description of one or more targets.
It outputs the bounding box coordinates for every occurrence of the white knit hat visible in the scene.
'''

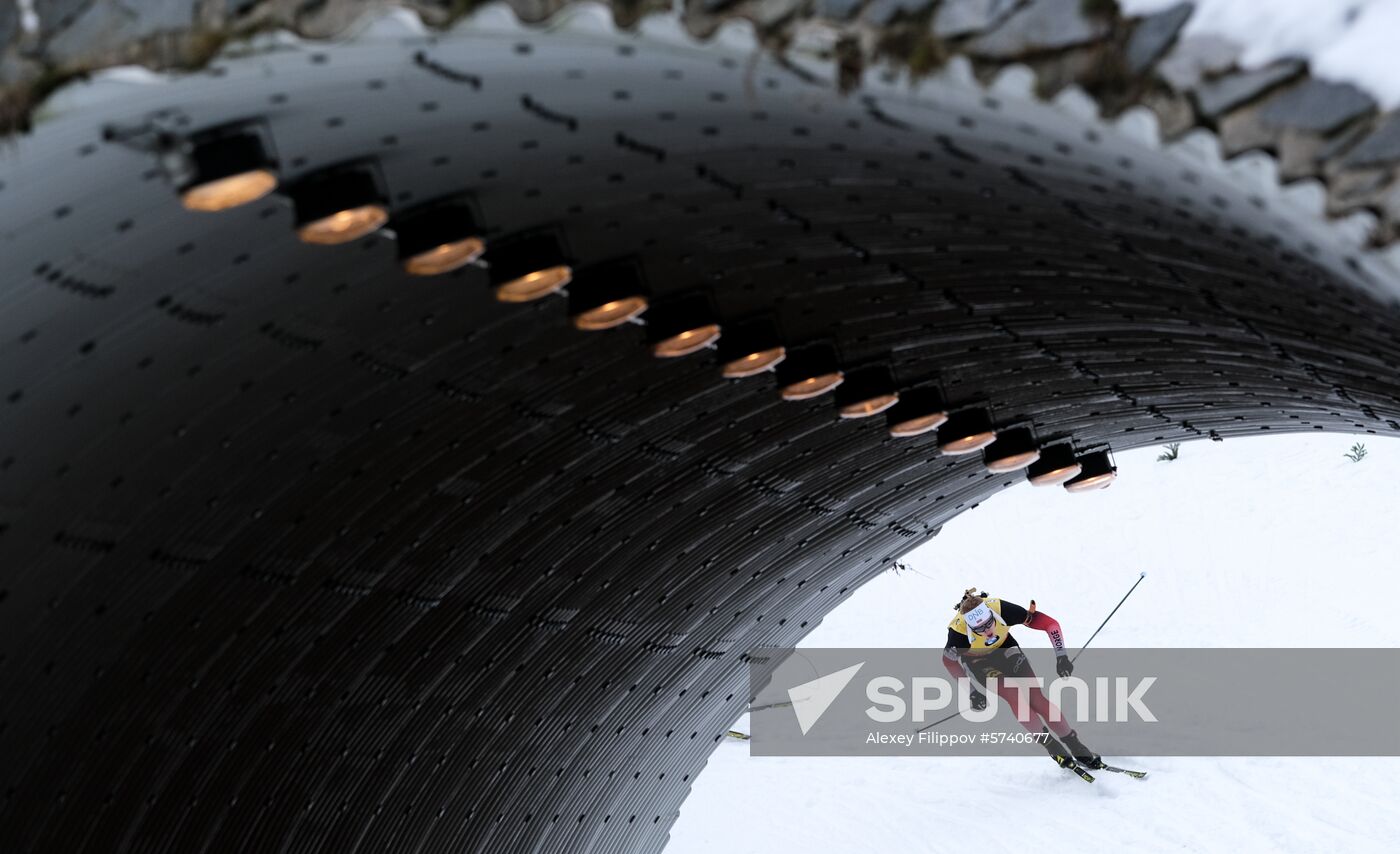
[964,602,996,630]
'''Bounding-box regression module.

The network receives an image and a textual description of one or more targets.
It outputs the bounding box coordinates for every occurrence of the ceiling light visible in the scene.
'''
[172,123,278,212]
[394,201,486,276]
[1025,444,1082,486]
[568,258,650,331]
[885,387,948,437]
[982,427,1041,473]
[289,164,388,245]
[775,343,844,401]
[1064,450,1117,493]
[484,232,573,303]
[936,408,997,455]
[716,317,785,378]
[646,293,721,358]
[834,365,899,419]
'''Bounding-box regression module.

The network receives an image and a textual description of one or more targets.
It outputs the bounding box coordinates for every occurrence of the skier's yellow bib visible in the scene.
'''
[948,597,1010,654]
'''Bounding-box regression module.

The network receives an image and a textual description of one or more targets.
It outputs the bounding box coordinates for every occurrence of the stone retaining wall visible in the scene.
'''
[2,0,1398,247]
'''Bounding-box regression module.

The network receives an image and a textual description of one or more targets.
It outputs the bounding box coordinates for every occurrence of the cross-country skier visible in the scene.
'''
[943,587,1104,771]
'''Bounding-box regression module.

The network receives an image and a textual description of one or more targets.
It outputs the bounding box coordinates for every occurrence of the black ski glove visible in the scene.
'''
[1056,655,1074,678]
[968,689,987,711]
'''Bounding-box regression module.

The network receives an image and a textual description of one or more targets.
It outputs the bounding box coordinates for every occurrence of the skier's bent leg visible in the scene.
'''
[1027,685,1074,738]
[993,681,1072,738]
[994,681,1102,769]
[1019,684,1102,767]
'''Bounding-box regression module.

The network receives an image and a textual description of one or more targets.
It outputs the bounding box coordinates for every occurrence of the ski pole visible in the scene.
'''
[749,699,800,713]
[915,710,961,734]
[914,672,998,734]
[1071,571,1147,664]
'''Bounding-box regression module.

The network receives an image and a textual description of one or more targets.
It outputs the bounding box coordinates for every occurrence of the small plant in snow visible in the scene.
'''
[1344,443,1367,463]
[1157,443,1181,462]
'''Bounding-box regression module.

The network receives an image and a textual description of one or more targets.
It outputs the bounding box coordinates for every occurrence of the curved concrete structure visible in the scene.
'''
[2,6,1399,853]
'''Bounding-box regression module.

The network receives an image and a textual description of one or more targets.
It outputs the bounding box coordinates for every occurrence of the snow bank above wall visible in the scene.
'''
[1122,0,1400,108]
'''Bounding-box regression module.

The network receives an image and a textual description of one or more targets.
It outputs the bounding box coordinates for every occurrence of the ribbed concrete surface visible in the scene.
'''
[1,16,1399,854]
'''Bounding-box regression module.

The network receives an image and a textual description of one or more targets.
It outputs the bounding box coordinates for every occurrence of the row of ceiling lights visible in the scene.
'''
[164,120,1118,493]
[165,121,490,274]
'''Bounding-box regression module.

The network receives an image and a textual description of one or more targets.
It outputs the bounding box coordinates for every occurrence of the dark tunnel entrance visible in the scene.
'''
[3,5,1400,852]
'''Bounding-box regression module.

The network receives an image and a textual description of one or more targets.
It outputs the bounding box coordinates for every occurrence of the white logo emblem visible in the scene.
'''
[789,662,865,735]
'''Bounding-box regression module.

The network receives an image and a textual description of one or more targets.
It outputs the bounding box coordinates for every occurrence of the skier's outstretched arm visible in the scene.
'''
[1023,610,1066,654]
[1017,603,1074,677]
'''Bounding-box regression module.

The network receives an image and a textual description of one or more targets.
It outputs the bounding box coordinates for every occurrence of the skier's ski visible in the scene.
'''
[725,729,751,741]
[1097,763,1148,779]
[1051,754,1095,783]
[749,700,795,713]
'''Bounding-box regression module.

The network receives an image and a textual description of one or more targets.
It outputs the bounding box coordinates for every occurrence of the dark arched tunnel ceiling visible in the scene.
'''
[4,5,1400,853]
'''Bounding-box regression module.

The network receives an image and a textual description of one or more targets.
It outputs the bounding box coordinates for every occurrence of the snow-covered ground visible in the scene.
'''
[1121,0,1400,108]
[669,433,1400,853]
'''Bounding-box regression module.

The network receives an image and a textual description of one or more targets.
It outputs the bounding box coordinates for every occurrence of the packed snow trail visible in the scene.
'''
[669,434,1400,853]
